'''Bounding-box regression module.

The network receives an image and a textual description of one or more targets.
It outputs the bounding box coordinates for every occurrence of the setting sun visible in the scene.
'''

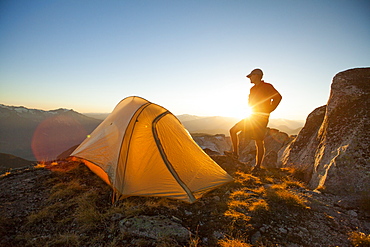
[230,106,253,120]
[244,106,253,118]
[220,105,253,121]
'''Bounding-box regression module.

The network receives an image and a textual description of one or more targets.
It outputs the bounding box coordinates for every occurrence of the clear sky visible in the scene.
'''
[1,0,369,120]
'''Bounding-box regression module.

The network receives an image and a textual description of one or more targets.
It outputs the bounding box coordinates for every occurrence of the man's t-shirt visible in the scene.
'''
[249,81,281,114]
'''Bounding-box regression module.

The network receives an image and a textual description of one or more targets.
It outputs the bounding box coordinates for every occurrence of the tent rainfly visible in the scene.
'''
[71,96,233,203]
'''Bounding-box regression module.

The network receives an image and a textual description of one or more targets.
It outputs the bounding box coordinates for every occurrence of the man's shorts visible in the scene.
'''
[232,113,269,140]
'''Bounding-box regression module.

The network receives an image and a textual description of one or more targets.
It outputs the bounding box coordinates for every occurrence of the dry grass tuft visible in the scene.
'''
[27,200,75,226]
[0,171,11,178]
[265,184,307,209]
[224,209,252,222]
[230,189,255,201]
[75,190,104,231]
[48,180,86,201]
[218,238,252,247]
[283,179,306,189]
[249,186,266,195]
[117,198,149,217]
[234,171,262,187]
[49,233,80,246]
[188,226,201,247]
[348,231,370,247]
[249,199,269,214]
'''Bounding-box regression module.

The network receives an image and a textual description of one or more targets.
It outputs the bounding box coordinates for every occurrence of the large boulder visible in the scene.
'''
[280,105,327,181]
[281,68,370,194]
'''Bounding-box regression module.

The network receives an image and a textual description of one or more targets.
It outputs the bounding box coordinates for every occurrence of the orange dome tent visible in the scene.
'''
[71,96,233,203]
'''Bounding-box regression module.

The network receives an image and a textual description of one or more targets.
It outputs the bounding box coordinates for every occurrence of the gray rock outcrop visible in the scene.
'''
[119,215,191,243]
[192,134,231,155]
[239,128,292,167]
[192,129,292,168]
[281,68,370,194]
[280,105,327,181]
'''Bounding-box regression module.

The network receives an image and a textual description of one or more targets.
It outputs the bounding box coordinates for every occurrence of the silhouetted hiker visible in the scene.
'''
[226,68,282,172]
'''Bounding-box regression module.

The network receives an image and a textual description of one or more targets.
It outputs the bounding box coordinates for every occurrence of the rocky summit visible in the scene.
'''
[281,68,370,195]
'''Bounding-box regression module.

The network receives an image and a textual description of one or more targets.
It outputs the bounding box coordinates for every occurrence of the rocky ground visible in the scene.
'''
[0,157,369,247]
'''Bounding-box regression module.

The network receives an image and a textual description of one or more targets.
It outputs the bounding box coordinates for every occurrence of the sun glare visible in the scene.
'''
[244,106,253,118]
[226,106,253,120]
[197,91,253,120]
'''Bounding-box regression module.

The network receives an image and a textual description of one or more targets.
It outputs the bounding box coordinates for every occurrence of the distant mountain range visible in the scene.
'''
[0,104,101,161]
[0,104,304,162]
[176,114,304,136]
[85,113,304,136]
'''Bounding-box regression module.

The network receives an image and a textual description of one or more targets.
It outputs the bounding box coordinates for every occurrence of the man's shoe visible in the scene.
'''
[224,151,239,160]
[251,166,263,175]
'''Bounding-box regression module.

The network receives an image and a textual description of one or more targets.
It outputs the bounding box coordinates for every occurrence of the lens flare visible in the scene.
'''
[31,114,88,161]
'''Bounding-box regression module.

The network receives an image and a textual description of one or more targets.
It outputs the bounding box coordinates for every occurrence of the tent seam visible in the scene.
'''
[116,101,152,191]
[152,111,196,203]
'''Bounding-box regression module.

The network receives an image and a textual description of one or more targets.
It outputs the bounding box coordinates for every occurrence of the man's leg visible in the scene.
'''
[230,125,240,156]
[250,114,268,170]
[254,140,265,169]
[228,120,244,158]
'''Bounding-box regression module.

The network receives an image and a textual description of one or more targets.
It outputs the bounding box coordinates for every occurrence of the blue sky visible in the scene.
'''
[1,0,369,120]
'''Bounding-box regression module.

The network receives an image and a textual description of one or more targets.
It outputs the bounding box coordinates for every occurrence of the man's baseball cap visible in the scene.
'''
[247,68,263,78]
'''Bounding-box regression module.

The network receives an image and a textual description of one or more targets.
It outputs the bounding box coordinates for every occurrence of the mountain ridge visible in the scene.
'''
[84,112,304,136]
[0,104,101,161]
